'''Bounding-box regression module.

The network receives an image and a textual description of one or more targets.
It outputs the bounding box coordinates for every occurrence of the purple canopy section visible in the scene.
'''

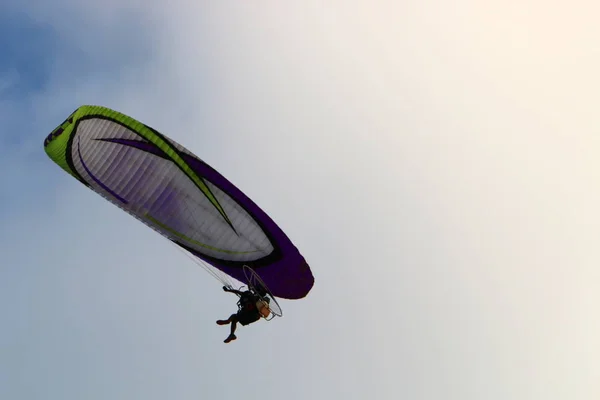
[179,153,314,300]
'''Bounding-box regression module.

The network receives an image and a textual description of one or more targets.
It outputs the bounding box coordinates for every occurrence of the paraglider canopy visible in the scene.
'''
[43,105,314,300]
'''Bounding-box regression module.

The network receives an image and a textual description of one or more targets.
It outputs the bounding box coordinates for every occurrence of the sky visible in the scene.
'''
[1,1,599,399]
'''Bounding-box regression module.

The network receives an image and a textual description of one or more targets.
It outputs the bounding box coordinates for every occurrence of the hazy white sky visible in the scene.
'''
[1,1,599,399]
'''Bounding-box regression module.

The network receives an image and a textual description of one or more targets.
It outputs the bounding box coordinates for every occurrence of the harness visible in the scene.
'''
[237,291,259,312]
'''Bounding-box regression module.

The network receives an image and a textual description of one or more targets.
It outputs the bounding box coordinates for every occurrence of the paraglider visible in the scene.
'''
[217,286,266,343]
[214,265,284,342]
[43,105,313,341]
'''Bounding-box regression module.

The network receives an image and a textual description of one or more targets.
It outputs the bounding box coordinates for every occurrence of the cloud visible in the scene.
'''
[2,1,600,399]
[0,68,19,94]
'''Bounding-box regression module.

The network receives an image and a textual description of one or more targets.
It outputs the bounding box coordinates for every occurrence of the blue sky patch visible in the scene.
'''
[0,12,59,98]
